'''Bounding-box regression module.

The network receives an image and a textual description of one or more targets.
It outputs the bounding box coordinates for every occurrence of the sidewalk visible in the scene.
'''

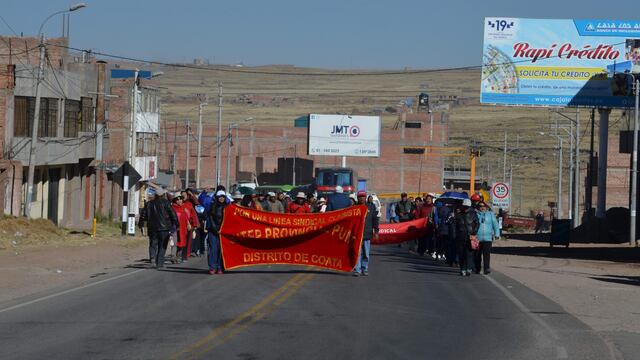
[492,238,640,359]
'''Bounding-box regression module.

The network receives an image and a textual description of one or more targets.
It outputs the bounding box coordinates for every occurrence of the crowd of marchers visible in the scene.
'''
[387,192,501,276]
[140,185,378,276]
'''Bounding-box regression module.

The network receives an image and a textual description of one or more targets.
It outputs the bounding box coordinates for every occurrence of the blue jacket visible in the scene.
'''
[327,193,352,211]
[476,210,500,242]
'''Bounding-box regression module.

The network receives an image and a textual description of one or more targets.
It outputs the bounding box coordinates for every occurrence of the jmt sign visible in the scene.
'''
[308,114,380,157]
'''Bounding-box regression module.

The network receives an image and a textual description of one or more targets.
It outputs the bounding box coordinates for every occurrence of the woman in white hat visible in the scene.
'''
[288,192,312,213]
[316,197,327,213]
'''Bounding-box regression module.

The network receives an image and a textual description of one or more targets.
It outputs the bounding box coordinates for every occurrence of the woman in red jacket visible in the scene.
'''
[171,195,192,264]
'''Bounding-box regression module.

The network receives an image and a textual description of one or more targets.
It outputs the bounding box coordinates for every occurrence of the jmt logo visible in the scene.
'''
[331,125,360,137]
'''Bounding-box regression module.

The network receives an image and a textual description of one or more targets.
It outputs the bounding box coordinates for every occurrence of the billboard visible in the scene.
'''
[308,114,380,157]
[481,18,640,107]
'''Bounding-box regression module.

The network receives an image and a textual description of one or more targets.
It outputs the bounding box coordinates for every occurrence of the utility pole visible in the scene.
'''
[226,123,235,190]
[503,132,507,182]
[25,34,46,218]
[568,119,574,223]
[172,121,177,173]
[293,144,297,186]
[185,119,190,188]
[126,70,139,236]
[216,82,223,186]
[196,95,207,189]
[631,78,639,246]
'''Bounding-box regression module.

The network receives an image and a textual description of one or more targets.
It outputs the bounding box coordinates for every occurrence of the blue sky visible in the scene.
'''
[2,0,639,69]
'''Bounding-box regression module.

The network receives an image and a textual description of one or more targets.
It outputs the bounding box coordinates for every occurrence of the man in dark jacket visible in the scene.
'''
[353,191,379,276]
[326,186,351,211]
[146,188,178,269]
[452,198,479,276]
[207,190,228,274]
[396,193,413,222]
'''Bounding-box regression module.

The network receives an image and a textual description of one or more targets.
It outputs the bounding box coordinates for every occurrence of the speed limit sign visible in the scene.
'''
[491,182,510,210]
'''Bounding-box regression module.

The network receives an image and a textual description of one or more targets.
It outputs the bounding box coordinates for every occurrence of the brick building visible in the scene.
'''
[160,111,449,195]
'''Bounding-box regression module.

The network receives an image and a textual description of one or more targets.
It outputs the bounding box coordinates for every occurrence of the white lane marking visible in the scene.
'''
[0,269,146,314]
[484,275,560,341]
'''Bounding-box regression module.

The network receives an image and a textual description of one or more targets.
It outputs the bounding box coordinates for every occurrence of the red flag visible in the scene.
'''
[220,204,367,272]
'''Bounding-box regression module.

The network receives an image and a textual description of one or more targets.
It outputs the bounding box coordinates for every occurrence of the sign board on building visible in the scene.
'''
[481,18,640,107]
[308,114,381,157]
[491,182,511,211]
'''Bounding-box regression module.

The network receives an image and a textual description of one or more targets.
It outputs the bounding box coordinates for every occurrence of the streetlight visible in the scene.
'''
[226,118,254,190]
[25,3,87,218]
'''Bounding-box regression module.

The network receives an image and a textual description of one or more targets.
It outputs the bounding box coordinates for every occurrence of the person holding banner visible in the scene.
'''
[207,190,228,274]
[288,192,312,214]
[353,191,379,277]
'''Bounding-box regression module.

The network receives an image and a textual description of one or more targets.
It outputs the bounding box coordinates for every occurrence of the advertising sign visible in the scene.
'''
[219,204,367,272]
[481,18,640,107]
[491,182,511,211]
[308,114,381,157]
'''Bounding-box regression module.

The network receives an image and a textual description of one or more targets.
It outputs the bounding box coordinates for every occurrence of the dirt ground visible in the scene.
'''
[0,218,150,305]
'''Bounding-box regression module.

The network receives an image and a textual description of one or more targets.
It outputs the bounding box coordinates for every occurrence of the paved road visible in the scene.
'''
[0,246,615,360]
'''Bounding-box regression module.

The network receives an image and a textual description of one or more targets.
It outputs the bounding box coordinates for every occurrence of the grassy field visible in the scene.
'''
[149,64,629,215]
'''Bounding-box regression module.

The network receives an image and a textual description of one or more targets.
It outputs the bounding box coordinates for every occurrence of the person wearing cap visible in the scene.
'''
[353,191,378,276]
[474,201,500,275]
[207,190,228,274]
[288,192,312,213]
[145,187,178,269]
[316,197,327,213]
[452,198,479,276]
[326,185,351,212]
[267,192,284,213]
[232,191,243,204]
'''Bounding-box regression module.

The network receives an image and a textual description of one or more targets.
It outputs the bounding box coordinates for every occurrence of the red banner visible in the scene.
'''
[220,204,367,272]
[373,218,430,245]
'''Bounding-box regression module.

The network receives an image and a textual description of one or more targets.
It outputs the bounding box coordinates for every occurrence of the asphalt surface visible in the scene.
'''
[0,245,616,360]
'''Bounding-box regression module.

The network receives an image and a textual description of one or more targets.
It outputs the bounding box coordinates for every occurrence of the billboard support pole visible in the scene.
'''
[631,79,639,247]
[574,109,581,227]
[557,137,563,219]
[596,108,610,219]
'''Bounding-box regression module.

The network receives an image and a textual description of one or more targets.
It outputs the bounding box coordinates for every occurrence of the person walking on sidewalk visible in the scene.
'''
[208,190,228,274]
[146,187,178,269]
[452,198,479,277]
[474,201,500,275]
[353,191,379,276]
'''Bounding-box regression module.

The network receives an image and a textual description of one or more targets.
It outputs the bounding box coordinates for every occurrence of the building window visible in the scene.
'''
[136,133,157,157]
[13,96,58,137]
[80,97,94,133]
[14,97,29,137]
[64,99,81,137]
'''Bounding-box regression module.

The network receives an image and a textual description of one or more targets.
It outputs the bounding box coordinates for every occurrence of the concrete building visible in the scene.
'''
[0,35,162,229]
[0,35,98,228]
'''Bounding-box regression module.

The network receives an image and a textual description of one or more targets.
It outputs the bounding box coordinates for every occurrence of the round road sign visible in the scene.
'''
[492,182,509,199]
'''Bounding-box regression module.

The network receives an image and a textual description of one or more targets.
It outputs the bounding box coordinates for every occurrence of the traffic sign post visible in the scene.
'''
[113,162,142,236]
[491,182,511,212]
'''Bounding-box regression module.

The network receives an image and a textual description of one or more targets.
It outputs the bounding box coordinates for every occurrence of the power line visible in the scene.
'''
[46,40,627,77]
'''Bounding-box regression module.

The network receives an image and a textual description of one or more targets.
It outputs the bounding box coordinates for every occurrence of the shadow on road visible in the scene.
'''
[589,275,640,287]
[228,269,346,276]
[492,246,640,263]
